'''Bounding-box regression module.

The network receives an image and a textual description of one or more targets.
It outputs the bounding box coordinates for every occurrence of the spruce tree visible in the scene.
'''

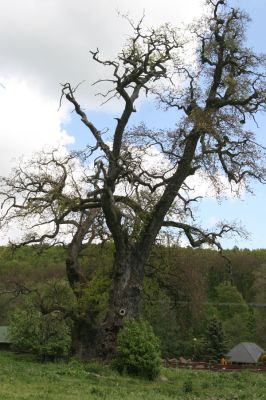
[205,315,226,363]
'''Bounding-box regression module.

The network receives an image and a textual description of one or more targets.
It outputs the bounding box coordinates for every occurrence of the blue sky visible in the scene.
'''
[0,0,265,249]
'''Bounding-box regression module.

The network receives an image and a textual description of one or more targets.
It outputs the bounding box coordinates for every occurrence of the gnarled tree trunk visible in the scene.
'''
[100,248,145,358]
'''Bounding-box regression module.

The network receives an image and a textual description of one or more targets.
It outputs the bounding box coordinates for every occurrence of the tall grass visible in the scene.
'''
[0,352,265,399]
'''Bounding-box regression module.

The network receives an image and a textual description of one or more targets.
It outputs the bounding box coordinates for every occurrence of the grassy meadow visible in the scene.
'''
[0,352,266,400]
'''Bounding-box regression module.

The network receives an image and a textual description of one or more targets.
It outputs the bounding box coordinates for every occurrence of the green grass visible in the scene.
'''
[0,352,266,400]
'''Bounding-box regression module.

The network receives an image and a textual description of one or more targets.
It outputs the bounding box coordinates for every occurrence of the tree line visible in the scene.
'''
[0,244,265,358]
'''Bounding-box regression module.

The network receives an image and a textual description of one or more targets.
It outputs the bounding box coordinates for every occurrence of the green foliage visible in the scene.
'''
[192,337,205,361]
[34,279,77,313]
[215,281,248,319]
[38,313,72,360]
[223,313,251,349]
[78,275,110,324]
[252,264,266,348]
[213,282,253,348]
[2,244,266,356]
[9,279,76,360]
[140,278,179,358]
[204,315,226,363]
[115,319,161,380]
[9,308,42,352]
[182,378,193,393]
[259,352,266,365]
[10,308,72,360]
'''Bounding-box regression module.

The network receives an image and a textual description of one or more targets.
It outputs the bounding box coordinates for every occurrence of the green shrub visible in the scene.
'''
[10,308,72,361]
[37,313,72,360]
[183,379,193,393]
[114,318,161,380]
[9,307,42,352]
[259,352,266,365]
[9,279,75,360]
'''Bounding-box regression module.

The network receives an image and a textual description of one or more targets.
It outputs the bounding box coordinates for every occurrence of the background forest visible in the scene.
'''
[1,245,265,359]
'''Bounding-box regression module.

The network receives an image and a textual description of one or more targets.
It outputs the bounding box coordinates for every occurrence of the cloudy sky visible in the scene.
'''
[0,0,265,248]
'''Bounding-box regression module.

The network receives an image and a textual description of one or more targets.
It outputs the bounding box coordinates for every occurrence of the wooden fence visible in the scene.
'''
[163,358,266,372]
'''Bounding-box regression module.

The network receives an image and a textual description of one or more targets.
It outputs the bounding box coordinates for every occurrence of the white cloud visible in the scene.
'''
[0,0,205,177]
[0,78,74,176]
[186,172,244,200]
[0,0,204,106]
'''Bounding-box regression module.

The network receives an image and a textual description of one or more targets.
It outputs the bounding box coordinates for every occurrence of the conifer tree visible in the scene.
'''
[205,315,226,363]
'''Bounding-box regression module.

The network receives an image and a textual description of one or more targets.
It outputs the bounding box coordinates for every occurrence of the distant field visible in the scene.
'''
[0,352,266,400]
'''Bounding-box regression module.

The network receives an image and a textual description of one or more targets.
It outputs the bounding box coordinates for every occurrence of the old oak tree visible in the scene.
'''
[1,0,266,358]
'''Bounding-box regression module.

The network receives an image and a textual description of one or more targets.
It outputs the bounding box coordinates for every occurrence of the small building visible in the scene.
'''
[0,326,11,350]
[227,342,264,364]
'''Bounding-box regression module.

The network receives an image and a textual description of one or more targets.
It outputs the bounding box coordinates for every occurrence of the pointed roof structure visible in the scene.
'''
[227,342,264,364]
